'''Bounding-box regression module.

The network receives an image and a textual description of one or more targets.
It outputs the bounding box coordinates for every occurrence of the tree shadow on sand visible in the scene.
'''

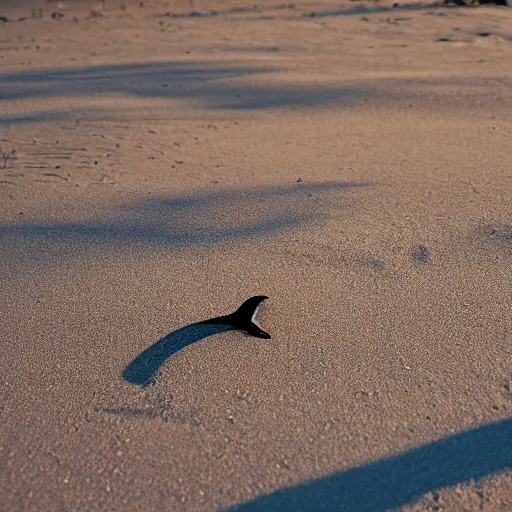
[0,60,373,111]
[1,181,371,279]
[229,417,512,511]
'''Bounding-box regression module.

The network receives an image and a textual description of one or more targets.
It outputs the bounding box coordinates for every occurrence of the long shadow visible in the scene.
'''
[302,1,447,17]
[123,322,234,387]
[230,417,512,511]
[124,295,270,386]
[1,182,368,245]
[0,60,373,110]
[1,60,508,123]
[0,181,370,283]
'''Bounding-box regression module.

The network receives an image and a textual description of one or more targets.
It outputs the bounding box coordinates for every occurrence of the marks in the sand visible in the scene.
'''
[270,239,351,270]
[301,2,449,18]
[0,137,119,186]
[271,240,436,272]
[271,239,392,273]
[480,225,512,253]
[412,244,430,264]
[98,389,176,423]
[152,2,295,21]
[363,259,386,270]
[1,148,17,169]
[484,225,512,245]
[93,389,204,427]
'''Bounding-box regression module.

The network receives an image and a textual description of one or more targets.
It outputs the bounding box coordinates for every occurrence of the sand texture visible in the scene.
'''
[1,0,512,510]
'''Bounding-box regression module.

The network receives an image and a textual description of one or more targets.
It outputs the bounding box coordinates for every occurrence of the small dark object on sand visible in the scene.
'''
[413,245,430,264]
[51,12,65,19]
[0,15,9,22]
[203,296,271,339]
[123,296,271,386]
[445,0,508,4]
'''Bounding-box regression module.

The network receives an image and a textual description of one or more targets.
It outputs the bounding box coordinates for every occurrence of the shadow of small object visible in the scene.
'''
[302,1,446,18]
[484,225,512,247]
[229,418,512,512]
[99,406,156,418]
[123,322,234,387]
[123,296,270,387]
[363,259,386,270]
[461,0,509,5]
[412,244,430,264]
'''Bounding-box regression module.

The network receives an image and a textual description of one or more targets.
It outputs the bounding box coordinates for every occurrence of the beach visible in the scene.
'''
[1,0,511,510]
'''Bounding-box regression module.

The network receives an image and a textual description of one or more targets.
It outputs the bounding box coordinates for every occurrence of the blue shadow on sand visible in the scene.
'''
[123,322,234,387]
[0,60,372,112]
[229,417,512,511]
[1,181,371,281]
[124,296,270,386]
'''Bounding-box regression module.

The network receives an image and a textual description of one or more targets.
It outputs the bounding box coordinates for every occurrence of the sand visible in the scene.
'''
[1,0,512,510]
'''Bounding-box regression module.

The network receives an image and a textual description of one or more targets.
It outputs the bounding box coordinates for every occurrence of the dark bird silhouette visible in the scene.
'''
[123,296,271,386]
[203,295,271,339]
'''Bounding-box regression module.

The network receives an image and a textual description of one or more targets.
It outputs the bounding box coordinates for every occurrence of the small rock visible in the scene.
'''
[296,178,303,183]
[51,12,65,19]
[0,16,10,22]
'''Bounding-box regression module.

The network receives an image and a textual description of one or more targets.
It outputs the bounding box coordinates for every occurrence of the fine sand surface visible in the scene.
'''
[1,0,512,510]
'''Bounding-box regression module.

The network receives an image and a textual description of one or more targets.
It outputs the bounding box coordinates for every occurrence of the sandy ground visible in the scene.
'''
[1,0,512,510]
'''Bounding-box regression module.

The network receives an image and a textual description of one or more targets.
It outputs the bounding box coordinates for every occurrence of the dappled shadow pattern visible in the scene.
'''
[1,60,509,122]
[303,1,446,17]
[1,182,369,257]
[481,225,512,251]
[230,418,512,511]
[0,60,372,111]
